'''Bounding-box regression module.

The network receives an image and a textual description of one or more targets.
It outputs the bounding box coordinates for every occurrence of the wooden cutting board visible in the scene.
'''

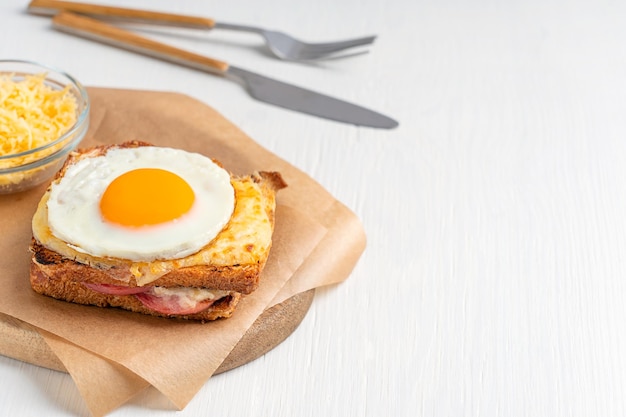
[0,289,314,374]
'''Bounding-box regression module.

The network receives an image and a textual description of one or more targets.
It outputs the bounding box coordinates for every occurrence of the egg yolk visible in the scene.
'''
[99,168,195,227]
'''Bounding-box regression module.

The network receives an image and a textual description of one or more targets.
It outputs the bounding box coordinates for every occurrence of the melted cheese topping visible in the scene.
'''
[0,73,77,161]
[32,176,274,286]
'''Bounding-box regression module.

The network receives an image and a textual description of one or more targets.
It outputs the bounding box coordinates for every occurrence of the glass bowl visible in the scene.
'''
[0,60,90,194]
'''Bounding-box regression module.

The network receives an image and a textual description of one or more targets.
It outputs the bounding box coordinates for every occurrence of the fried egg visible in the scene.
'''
[46,146,235,262]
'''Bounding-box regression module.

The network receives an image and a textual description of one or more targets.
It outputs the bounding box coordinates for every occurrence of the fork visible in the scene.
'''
[27,0,377,61]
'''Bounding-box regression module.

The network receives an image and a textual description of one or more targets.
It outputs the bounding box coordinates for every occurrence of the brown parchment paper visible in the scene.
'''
[0,88,366,416]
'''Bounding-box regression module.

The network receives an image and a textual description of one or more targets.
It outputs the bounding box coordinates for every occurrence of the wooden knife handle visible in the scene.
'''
[29,0,216,29]
[52,12,229,74]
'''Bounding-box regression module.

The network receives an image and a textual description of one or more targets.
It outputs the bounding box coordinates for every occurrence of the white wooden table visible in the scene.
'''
[3,0,626,415]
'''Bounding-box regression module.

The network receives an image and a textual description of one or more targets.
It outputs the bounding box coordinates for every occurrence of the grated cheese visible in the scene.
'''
[0,73,77,159]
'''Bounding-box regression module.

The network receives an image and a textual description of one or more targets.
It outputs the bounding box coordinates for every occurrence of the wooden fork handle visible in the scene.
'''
[29,0,216,29]
[52,12,230,74]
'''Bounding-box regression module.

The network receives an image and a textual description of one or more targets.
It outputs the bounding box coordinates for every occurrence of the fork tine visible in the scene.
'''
[301,35,377,53]
[290,36,375,61]
[296,49,372,61]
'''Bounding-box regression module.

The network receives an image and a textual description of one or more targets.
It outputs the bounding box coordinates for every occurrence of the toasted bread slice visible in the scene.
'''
[29,141,286,321]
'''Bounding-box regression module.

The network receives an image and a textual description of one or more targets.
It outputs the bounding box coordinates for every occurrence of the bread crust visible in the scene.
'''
[29,141,286,321]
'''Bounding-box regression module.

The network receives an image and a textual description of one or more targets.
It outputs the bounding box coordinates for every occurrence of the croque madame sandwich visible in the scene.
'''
[29,141,286,321]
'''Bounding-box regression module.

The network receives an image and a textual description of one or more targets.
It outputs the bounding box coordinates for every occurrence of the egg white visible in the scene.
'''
[46,146,235,262]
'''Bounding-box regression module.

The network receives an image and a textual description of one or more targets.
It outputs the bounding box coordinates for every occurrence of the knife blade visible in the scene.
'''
[51,12,399,129]
[226,67,398,128]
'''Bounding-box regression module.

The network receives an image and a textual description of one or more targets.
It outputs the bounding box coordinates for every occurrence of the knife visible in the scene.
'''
[51,12,399,129]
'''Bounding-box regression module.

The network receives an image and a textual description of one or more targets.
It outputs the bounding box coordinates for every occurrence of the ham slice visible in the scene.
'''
[84,282,216,315]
